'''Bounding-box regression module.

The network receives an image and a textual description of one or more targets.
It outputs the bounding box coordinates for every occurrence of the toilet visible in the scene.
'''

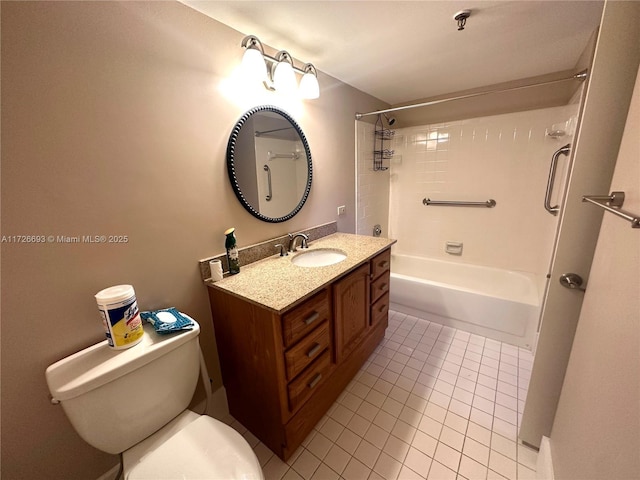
[45,318,263,479]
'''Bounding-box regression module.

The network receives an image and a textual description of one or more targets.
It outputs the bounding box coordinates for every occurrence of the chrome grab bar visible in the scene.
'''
[422,198,496,208]
[263,164,272,201]
[268,151,300,160]
[582,191,640,228]
[544,143,571,215]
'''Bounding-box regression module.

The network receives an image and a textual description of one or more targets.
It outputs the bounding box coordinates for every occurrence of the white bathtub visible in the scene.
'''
[389,254,540,348]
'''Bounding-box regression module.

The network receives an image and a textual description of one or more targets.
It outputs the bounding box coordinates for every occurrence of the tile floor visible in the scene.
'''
[224,310,538,480]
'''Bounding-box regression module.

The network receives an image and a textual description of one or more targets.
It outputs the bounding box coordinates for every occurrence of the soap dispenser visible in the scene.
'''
[224,227,240,274]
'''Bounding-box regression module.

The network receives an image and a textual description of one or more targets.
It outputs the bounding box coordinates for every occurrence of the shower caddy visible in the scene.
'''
[373,114,394,171]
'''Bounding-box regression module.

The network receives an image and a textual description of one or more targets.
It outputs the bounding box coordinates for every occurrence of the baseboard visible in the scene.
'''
[537,436,555,480]
[96,463,119,480]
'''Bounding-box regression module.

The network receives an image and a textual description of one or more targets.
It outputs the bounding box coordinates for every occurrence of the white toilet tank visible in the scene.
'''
[46,320,201,454]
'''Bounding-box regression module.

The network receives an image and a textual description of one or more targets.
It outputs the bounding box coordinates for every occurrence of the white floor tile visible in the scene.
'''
[347,413,372,437]
[488,450,517,479]
[411,430,438,458]
[323,444,351,475]
[390,385,411,404]
[391,420,418,444]
[384,435,411,463]
[366,424,391,450]
[418,415,443,439]
[319,417,344,442]
[491,418,517,442]
[398,464,427,480]
[343,457,372,480]
[466,422,491,447]
[263,455,290,480]
[291,449,321,480]
[400,406,423,427]
[374,452,403,480]
[458,455,488,480]
[427,460,457,480]
[375,409,399,433]
[336,428,362,455]
[245,311,536,480]
[449,399,472,419]
[282,468,304,480]
[404,447,433,477]
[310,463,339,480]
[307,432,333,460]
[435,442,462,472]
[354,439,381,467]
[440,426,465,452]
[444,411,469,435]
[470,408,494,430]
[490,433,517,461]
[463,438,490,466]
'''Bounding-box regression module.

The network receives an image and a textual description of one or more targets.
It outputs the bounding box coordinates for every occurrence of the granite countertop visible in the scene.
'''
[207,233,396,313]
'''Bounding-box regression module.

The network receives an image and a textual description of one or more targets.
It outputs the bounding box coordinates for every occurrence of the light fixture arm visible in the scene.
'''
[241,35,265,55]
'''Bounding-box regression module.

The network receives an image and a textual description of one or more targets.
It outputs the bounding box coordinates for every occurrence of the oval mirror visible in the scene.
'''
[226,106,313,223]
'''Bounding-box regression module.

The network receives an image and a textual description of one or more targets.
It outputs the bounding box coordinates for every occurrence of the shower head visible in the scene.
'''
[383,114,396,126]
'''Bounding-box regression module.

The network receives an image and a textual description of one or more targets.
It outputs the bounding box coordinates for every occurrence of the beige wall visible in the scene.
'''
[0,2,385,479]
[548,64,639,480]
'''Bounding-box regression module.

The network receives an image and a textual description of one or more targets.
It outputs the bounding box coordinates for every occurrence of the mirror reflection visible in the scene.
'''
[227,106,312,223]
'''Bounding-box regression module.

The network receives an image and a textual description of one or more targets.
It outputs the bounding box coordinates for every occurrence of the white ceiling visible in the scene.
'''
[181,1,604,105]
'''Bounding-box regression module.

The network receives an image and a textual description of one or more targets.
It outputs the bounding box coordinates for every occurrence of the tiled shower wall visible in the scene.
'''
[357,104,579,286]
[356,121,390,237]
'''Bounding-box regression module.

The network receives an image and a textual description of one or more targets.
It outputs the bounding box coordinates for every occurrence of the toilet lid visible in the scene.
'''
[127,416,264,480]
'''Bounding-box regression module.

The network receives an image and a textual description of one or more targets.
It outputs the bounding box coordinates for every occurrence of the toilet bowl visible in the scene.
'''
[46,318,263,480]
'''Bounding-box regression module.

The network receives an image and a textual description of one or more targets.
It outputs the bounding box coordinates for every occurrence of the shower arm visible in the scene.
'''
[355,70,588,120]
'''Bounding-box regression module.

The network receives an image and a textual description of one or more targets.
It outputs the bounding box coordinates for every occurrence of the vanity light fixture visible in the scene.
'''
[299,64,320,99]
[240,35,320,99]
[240,35,268,79]
[272,51,297,94]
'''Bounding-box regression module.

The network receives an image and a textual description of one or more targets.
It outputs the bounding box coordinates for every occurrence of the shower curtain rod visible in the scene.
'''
[355,70,588,120]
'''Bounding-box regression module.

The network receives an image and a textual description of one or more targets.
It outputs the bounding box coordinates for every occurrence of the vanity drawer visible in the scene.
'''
[282,290,331,348]
[371,271,390,304]
[371,249,391,280]
[288,350,332,412]
[284,321,331,381]
[371,292,390,329]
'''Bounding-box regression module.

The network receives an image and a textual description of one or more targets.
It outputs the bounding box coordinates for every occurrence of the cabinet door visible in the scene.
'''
[333,264,370,363]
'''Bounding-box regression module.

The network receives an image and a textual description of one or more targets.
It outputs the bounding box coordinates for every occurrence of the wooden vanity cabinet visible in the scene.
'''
[370,249,391,329]
[207,247,391,461]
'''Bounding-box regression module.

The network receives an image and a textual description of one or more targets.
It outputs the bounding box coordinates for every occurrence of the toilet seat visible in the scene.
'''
[126,415,264,480]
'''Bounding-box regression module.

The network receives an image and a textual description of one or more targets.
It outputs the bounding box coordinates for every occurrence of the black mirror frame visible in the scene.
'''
[226,105,313,223]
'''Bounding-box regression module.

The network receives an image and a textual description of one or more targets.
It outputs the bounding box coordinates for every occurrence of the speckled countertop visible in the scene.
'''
[206,233,396,313]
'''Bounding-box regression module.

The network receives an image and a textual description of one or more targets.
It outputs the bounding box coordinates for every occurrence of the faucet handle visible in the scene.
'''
[275,244,288,257]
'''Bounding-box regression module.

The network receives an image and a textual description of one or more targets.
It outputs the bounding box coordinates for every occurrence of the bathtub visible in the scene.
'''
[389,254,540,348]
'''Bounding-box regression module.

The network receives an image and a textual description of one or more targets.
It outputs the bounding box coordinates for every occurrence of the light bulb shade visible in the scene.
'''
[241,47,267,80]
[273,61,297,94]
[299,72,320,99]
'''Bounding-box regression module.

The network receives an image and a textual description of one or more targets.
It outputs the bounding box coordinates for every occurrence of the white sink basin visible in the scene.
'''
[291,248,347,267]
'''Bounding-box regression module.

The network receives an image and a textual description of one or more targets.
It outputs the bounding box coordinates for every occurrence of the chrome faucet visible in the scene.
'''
[288,233,309,252]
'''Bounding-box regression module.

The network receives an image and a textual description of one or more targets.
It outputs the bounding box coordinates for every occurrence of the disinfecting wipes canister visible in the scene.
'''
[95,285,144,349]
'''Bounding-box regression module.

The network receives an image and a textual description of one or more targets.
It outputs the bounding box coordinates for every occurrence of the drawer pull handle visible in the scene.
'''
[379,283,388,291]
[379,261,389,268]
[303,312,320,326]
[379,304,387,313]
[308,373,322,389]
[307,343,322,358]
